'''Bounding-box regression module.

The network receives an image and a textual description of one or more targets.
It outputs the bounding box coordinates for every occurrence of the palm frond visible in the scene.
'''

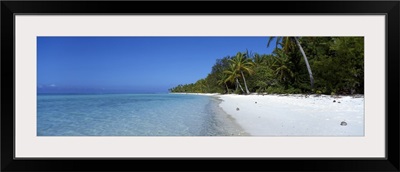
[267,37,277,48]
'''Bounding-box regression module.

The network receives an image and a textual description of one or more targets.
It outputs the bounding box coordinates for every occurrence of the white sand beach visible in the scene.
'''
[216,94,364,136]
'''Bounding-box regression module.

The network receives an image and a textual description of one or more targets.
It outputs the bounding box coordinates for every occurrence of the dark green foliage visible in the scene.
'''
[169,37,364,95]
[304,37,364,94]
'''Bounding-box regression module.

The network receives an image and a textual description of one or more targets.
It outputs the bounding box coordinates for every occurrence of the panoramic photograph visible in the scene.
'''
[37,36,364,136]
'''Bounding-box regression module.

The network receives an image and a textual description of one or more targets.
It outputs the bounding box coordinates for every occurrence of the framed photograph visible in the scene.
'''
[1,1,399,171]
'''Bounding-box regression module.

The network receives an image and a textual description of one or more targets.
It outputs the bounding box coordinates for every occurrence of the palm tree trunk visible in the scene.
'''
[225,83,230,94]
[241,71,250,94]
[235,80,238,92]
[294,37,314,89]
[236,78,245,93]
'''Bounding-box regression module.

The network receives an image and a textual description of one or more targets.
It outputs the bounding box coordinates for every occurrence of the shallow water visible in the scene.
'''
[37,94,245,136]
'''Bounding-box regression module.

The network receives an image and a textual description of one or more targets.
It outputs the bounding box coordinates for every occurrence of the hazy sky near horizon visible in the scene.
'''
[37,37,274,93]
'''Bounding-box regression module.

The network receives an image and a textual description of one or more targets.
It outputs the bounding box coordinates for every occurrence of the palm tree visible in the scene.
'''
[272,53,294,84]
[224,63,245,93]
[195,79,208,93]
[229,52,254,94]
[253,53,263,67]
[267,37,314,88]
[217,73,230,94]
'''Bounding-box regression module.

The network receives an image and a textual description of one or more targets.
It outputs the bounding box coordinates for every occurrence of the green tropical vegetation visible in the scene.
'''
[169,37,364,95]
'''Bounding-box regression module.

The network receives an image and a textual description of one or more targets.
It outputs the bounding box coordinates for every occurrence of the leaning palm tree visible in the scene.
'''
[223,63,245,93]
[267,37,314,88]
[229,52,254,94]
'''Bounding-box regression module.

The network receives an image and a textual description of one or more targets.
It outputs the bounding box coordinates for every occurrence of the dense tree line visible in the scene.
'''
[169,37,364,95]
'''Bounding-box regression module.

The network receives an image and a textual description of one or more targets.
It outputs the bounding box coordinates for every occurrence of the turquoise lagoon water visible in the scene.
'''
[37,94,243,136]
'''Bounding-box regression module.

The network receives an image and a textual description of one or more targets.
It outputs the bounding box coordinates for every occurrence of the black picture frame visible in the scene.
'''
[1,1,399,171]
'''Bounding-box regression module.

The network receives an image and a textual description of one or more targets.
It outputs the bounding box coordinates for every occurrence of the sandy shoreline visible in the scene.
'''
[171,93,364,136]
[215,94,364,136]
[206,96,250,136]
[171,92,221,96]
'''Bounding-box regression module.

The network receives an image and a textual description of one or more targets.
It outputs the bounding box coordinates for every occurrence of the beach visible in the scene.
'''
[215,94,364,136]
[38,93,364,136]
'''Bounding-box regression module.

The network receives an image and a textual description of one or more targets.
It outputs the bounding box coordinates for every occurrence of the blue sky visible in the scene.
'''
[37,37,274,93]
